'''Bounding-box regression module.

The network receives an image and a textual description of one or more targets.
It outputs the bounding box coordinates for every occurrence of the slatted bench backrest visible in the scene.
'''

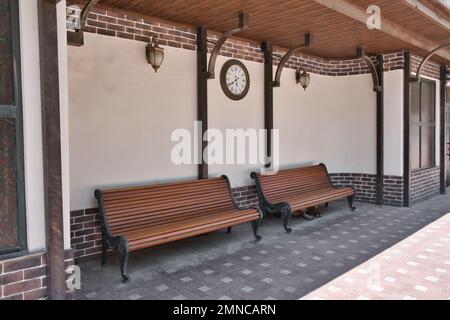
[100,177,236,236]
[256,165,332,200]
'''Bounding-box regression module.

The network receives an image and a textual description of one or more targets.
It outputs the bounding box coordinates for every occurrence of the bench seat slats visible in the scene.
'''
[126,209,259,251]
[108,206,249,235]
[102,183,228,203]
[268,187,354,211]
[251,164,356,232]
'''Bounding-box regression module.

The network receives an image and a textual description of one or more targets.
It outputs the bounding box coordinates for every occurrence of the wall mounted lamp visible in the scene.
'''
[146,36,165,73]
[296,67,311,90]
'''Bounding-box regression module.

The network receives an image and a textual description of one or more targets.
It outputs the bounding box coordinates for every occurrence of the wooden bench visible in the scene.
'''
[95,176,262,283]
[251,163,356,233]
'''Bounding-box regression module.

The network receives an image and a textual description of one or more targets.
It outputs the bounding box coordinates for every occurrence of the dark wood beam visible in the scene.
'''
[403,50,411,207]
[261,41,273,167]
[38,0,65,300]
[376,54,385,205]
[197,26,208,179]
[440,64,448,194]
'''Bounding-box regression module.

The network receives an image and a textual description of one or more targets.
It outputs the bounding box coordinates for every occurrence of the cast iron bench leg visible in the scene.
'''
[226,227,232,234]
[112,236,129,283]
[101,238,108,266]
[280,203,293,233]
[251,221,262,241]
[347,195,356,212]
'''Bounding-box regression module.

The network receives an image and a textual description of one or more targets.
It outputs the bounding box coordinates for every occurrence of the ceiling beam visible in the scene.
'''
[402,0,450,30]
[312,0,450,61]
[426,0,450,19]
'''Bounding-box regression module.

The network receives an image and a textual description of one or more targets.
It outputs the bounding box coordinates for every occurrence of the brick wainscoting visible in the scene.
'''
[0,250,75,300]
[329,173,404,206]
[410,167,440,204]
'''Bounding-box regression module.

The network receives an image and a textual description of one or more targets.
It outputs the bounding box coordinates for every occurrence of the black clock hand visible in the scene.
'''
[229,77,240,86]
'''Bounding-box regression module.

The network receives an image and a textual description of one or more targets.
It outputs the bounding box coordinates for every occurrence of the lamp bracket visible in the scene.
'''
[410,43,450,82]
[273,33,313,87]
[67,0,100,47]
[357,47,382,92]
[207,12,250,79]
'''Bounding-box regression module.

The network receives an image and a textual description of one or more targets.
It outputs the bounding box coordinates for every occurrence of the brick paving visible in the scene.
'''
[75,193,450,300]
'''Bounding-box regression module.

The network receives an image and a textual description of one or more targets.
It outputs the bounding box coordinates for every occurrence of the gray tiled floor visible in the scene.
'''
[76,194,450,300]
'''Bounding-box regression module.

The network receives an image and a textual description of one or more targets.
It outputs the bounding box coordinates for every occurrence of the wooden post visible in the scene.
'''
[376,54,384,205]
[197,26,208,179]
[38,0,66,300]
[261,41,273,167]
[403,51,411,207]
[440,65,448,195]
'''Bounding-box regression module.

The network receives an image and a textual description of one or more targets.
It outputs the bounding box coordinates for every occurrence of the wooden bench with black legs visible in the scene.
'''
[251,163,356,233]
[95,176,263,283]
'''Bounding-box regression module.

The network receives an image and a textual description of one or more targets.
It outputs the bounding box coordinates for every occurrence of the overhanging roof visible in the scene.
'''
[74,0,450,64]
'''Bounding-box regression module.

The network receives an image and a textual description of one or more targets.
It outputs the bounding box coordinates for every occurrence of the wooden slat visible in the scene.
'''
[97,177,260,246]
[256,164,355,210]
[73,0,450,65]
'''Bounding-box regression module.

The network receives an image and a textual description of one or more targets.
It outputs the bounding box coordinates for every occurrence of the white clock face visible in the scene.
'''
[226,64,248,95]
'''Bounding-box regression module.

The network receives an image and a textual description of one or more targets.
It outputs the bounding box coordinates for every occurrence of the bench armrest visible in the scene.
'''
[250,172,276,208]
[319,163,356,195]
[221,175,258,211]
[94,189,115,241]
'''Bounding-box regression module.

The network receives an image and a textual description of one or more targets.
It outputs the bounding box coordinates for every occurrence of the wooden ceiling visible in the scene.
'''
[88,0,450,64]
[421,0,450,20]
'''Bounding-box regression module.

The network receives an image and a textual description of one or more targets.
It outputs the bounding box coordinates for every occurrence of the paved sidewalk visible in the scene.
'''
[301,213,450,300]
[76,194,450,300]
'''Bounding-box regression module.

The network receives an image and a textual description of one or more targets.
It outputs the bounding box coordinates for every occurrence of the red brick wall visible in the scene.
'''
[411,54,441,80]
[70,208,102,260]
[0,250,74,300]
[410,167,440,203]
[330,173,404,206]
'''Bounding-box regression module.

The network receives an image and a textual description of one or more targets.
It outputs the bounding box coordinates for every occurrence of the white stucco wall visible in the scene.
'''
[68,32,408,211]
[57,0,71,250]
[384,69,404,176]
[274,69,377,175]
[68,33,198,210]
[208,55,264,187]
[18,0,71,250]
[19,0,46,252]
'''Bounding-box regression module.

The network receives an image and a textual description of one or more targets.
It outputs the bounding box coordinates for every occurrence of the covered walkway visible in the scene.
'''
[76,194,450,300]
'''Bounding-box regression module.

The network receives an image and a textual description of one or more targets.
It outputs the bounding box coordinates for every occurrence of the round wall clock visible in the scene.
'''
[220,59,250,101]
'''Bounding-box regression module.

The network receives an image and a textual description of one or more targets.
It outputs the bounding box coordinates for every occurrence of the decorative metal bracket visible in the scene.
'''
[357,47,382,92]
[411,43,450,82]
[67,0,100,47]
[273,33,313,87]
[207,12,250,79]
